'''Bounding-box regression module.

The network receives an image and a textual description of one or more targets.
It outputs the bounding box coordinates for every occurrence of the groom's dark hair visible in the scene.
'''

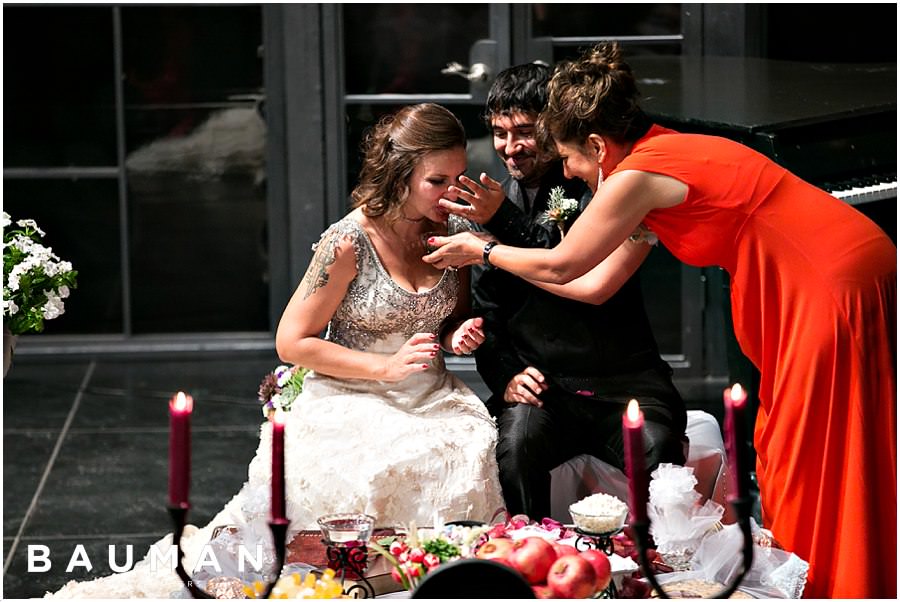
[482,61,551,128]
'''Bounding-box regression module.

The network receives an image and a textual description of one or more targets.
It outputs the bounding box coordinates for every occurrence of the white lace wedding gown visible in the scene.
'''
[50,216,505,598]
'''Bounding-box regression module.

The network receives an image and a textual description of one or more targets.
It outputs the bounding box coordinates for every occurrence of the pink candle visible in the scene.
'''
[724,383,750,500]
[623,399,648,523]
[271,408,287,522]
[168,392,193,508]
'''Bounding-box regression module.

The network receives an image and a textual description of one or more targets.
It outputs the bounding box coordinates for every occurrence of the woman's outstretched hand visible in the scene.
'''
[423,231,494,270]
[380,332,440,381]
[441,173,506,225]
[446,317,485,355]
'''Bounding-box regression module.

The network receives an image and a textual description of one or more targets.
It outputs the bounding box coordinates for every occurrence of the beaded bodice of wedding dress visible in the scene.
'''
[49,216,504,599]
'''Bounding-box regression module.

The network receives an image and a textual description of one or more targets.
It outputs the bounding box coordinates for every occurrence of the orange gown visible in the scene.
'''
[613,125,897,598]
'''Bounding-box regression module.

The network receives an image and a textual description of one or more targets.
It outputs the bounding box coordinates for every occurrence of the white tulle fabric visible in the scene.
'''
[48,216,504,598]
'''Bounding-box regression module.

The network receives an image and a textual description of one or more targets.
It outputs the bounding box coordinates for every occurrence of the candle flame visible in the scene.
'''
[170,391,193,412]
[626,398,640,422]
[273,407,287,425]
[729,383,748,406]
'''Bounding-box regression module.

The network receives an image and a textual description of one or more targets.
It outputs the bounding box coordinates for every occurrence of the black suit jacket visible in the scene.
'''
[472,162,675,409]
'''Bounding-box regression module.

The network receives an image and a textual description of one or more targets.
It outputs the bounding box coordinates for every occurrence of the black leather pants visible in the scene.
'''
[491,382,687,521]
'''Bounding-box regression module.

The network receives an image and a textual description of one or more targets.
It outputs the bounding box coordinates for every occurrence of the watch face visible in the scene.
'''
[483,241,499,268]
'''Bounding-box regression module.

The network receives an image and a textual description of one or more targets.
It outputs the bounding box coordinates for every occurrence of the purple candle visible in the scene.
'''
[271,408,287,522]
[168,392,193,508]
[724,383,750,501]
[623,399,648,523]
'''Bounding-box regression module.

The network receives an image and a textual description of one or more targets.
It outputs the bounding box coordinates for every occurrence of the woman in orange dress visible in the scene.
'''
[427,43,896,599]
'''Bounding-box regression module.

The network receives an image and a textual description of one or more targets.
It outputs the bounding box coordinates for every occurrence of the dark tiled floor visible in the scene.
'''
[2,351,729,600]
[3,351,280,600]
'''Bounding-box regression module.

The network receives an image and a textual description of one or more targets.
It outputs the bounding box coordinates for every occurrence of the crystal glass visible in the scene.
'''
[317,513,375,547]
[569,504,628,535]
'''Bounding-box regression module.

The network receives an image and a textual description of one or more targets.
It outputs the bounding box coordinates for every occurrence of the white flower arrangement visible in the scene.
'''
[257,364,310,418]
[3,212,78,335]
[541,186,580,239]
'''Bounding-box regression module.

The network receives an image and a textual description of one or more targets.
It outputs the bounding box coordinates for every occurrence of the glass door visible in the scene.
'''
[336,4,508,204]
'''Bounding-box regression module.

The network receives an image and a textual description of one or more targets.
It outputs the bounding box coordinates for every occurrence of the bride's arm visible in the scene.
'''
[524,238,652,304]
[275,233,437,382]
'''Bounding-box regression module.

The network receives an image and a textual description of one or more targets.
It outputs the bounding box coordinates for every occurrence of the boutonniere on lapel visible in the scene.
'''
[541,186,580,240]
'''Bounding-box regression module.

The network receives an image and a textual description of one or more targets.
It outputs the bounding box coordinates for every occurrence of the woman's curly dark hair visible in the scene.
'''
[351,103,467,223]
[537,42,650,155]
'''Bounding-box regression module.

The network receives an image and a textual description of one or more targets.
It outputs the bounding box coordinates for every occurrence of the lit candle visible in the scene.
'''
[271,408,287,522]
[168,392,193,508]
[724,383,750,501]
[623,399,648,523]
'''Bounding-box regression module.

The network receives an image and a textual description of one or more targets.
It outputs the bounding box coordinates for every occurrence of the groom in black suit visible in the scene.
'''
[451,62,688,520]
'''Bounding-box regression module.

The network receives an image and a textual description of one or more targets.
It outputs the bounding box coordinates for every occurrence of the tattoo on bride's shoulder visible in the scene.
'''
[301,255,332,299]
[301,233,348,299]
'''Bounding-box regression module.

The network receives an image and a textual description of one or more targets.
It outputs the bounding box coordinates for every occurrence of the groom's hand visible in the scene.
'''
[441,172,505,224]
[503,366,549,407]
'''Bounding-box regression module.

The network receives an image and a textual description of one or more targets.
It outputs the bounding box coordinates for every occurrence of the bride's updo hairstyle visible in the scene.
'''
[537,42,650,153]
[352,103,466,222]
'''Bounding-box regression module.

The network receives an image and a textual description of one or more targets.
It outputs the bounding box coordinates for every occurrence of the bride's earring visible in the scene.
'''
[597,164,605,189]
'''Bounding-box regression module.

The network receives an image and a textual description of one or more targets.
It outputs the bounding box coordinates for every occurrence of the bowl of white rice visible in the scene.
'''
[569,493,628,534]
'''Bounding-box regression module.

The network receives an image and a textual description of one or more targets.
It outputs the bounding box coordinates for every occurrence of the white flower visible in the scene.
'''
[3,299,19,316]
[541,186,580,226]
[3,214,77,334]
[270,392,285,410]
[275,365,293,387]
[16,218,45,237]
[42,292,66,320]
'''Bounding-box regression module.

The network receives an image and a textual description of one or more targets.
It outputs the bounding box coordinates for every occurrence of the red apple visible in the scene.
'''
[552,542,579,558]
[580,549,612,591]
[508,537,557,585]
[475,537,515,566]
[546,555,598,599]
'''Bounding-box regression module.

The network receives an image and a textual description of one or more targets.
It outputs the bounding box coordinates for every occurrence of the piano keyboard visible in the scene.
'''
[825,173,897,205]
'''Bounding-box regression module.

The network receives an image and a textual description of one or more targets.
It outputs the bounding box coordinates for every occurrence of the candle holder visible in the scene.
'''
[631,495,754,599]
[168,505,289,599]
[322,540,376,598]
[572,526,621,556]
[317,513,377,598]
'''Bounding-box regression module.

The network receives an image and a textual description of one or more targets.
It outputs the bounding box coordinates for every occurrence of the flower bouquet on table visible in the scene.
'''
[258,364,310,418]
[369,522,491,591]
[2,212,77,335]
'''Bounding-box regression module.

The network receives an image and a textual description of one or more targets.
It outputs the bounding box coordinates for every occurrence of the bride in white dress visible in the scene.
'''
[50,103,505,598]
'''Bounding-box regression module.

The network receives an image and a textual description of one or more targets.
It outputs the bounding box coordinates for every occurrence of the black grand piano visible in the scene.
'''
[630,55,897,241]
